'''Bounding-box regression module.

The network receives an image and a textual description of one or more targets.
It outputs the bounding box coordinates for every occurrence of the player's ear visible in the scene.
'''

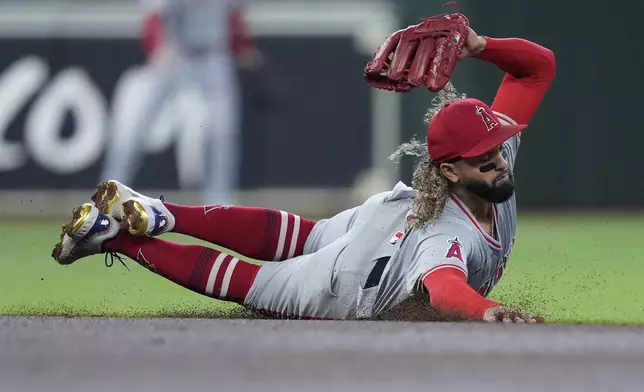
[439,162,460,184]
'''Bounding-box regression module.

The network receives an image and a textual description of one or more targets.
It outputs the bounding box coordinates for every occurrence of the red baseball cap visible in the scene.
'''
[427,98,527,163]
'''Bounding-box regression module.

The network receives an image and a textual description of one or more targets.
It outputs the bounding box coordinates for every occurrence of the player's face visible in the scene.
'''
[443,145,515,203]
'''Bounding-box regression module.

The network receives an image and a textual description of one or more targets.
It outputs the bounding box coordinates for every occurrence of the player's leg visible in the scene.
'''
[52,203,261,305]
[93,180,317,262]
[100,62,177,184]
[190,52,241,206]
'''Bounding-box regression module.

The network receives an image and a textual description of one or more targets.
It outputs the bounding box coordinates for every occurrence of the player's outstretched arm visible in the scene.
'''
[423,268,544,323]
[410,230,543,323]
[460,27,556,125]
[141,9,164,57]
[229,1,264,71]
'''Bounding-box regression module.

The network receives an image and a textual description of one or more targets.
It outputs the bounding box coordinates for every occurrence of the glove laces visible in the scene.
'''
[422,1,461,21]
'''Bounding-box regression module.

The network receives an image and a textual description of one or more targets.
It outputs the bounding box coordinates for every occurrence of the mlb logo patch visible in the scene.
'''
[389,231,404,245]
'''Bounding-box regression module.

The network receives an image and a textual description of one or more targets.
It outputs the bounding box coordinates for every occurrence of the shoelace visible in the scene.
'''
[100,193,165,273]
[104,252,130,272]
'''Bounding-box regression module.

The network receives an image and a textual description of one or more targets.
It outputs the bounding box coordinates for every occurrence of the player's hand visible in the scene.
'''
[458,27,487,59]
[482,305,545,324]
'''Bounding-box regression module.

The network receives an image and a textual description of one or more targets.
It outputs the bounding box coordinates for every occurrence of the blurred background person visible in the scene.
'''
[101,0,263,205]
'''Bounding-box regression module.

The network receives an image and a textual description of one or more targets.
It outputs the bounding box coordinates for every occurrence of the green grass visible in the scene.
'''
[1,212,644,324]
[0,222,250,318]
[488,212,644,325]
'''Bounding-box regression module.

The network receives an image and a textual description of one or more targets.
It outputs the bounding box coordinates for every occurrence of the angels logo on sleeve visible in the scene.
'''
[445,237,464,263]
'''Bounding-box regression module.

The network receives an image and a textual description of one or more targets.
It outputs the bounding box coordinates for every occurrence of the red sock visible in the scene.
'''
[164,203,317,261]
[105,232,260,304]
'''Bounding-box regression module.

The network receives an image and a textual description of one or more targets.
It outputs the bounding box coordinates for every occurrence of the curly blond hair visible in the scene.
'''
[389,82,466,228]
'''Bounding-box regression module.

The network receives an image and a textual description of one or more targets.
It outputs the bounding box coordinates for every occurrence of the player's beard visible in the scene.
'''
[462,172,515,204]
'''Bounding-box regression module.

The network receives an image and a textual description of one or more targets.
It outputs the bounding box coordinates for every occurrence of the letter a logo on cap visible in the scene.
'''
[475,106,499,132]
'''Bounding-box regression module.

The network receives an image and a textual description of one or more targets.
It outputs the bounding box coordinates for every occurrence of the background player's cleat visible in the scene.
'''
[93,180,175,236]
[121,197,174,236]
[51,203,120,265]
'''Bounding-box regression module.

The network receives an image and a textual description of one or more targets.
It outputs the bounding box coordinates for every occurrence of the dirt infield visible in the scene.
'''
[2,316,644,391]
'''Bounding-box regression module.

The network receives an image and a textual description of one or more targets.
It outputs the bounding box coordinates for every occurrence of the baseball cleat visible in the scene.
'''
[121,197,174,236]
[93,180,175,236]
[51,203,120,265]
[93,180,138,221]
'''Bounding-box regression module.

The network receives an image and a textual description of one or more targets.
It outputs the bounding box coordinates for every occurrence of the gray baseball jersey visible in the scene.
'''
[244,113,521,320]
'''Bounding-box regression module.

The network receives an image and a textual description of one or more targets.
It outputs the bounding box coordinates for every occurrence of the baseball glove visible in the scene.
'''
[364,2,470,93]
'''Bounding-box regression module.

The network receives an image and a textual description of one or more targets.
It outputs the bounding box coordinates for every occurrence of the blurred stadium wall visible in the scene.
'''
[0,0,641,220]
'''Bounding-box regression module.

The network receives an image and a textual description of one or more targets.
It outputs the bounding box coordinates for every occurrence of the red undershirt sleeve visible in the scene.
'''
[476,37,556,125]
[228,3,254,55]
[409,228,496,320]
[141,12,164,57]
[423,267,499,320]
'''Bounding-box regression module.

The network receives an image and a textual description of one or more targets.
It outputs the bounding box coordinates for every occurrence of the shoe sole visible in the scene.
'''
[95,181,147,235]
[51,204,93,265]
[122,199,149,236]
[94,180,121,216]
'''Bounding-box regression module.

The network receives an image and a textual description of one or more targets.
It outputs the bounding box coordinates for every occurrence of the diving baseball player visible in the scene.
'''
[101,0,262,205]
[53,12,555,323]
